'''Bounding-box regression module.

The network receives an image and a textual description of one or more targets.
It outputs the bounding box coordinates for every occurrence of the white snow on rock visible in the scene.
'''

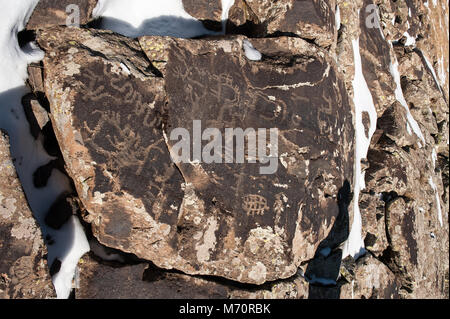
[437,55,447,86]
[335,5,341,31]
[428,177,443,227]
[0,0,43,90]
[432,147,437,169]
[93,0,218,38]
[342,37,377,259]
[243,39,262,61]
[403,31,416,46]
[0,0,89,299]
[388,48,426,145]
[221,0,235,34]
[422,53,444,95]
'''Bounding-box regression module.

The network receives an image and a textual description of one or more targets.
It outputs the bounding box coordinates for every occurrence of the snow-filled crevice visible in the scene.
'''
[341,36,377,260]
[335,5,341,32]
[419,50,445,99]
[0,0,89,299]
[92,0,221,38]
[221,0,235,34]
[377,5,446,234]
[388,50,426,147]
[376,16,427,146]
[428,176,443,227]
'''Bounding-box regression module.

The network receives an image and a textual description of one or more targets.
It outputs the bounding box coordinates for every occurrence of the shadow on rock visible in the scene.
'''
[305,179,352,299]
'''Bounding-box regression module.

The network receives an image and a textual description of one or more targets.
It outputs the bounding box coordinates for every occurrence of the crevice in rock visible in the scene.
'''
[141,259,305,294]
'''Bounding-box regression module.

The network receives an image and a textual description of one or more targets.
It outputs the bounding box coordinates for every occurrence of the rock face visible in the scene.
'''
[182,0,223,31]
[5,0,447,299]
[37,26,354,285]
[227,0,337,47]
[77,254,229,299]
[331,0,449,299]
[0,132,55,299]
[27,0,98,29]
[76,249,311,299]
[339,255,401,299]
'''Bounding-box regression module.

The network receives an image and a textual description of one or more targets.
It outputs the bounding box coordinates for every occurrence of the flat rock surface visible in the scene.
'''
[37,27,354,285]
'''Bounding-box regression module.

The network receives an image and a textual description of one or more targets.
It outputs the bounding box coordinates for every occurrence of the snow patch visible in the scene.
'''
[335,5,341,31]
[437,55,446,85]
[243,39,262,61]
[422,54,443,95]
[221,0,235,34]
[342,37,377,259]
[388,49,425,145]
[403,31,416,46]
[428,177,443,227]
[432,147,437,169]
[92,0,217,38]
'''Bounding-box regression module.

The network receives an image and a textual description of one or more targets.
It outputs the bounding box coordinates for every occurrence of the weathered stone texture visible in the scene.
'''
[27,0,98,29]
[0,132,55,299]
[37,26,354,285]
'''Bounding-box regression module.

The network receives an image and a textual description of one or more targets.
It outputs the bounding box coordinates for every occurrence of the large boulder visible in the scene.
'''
[37,26,354,285]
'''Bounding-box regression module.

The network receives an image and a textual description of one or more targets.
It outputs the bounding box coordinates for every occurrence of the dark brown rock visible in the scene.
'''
[227,0,336,47]
[76,254,228,299]
[44,193,77,230]
[21,0,447,299]
[0,131,55,299]
[334,0,449,299]
[76,251,312,298]
[182,0,223,31]
[27,0,98,29]
[339,255,401,299]
[37,26,354,285]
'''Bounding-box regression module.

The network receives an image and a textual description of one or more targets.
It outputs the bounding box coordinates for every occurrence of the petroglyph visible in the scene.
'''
[242,194,269,217]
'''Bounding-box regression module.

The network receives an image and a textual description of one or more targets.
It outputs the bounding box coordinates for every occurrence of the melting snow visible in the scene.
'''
[221,0,235,34]
[437,55,446,85]
[335,5,341,31]
[403,31,416,46]
[428,177,443,227]
[388,50,426,145]
[432,147,437,169]
[342,37,377,259]
[422,53,444,95]
[243,39,262,61]
[0,0,89,299]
